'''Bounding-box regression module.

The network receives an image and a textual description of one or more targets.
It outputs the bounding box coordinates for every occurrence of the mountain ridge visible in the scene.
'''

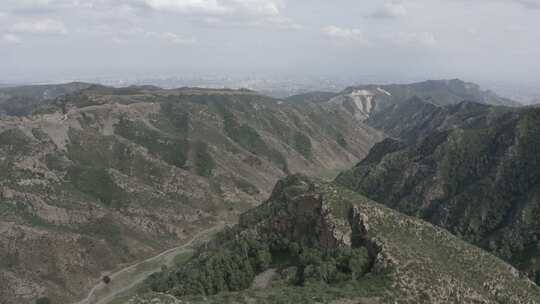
[129,175,540,304]
[336,104,540,284]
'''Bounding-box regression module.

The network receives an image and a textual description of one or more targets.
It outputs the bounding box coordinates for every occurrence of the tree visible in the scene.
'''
[194,141,216,177]
[293,131,313,159]
[349,248,370,280]
[255,249,272,271]
[102,276,111,284]
[337,133,348,148]
[36,297,51,304]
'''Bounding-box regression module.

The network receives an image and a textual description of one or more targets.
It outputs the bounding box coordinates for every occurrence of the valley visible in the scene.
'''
[0,83,381,304]
[1,79,539,304]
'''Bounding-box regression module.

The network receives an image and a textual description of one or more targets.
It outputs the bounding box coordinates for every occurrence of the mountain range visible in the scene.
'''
[1,79,538,304]
[0,84,381,303]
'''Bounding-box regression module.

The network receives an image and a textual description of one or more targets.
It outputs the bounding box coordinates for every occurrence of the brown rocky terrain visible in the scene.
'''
[0,85,382,303]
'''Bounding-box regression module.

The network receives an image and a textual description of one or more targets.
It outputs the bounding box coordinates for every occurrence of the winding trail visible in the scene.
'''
[73,224,224,304]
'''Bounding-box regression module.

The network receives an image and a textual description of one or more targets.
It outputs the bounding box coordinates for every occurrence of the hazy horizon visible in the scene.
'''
[1,0,540,87]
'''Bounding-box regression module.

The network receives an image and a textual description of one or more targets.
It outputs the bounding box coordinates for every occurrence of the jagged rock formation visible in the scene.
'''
[130,175,540,303]
[336,104,540,284]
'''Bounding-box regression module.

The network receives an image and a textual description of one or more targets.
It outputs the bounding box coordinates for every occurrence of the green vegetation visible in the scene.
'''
[66,128,167,186]
[35,297,51,304]
[293,131,313,160]
[130,174,540,304]
[116,116,190,168]
[337,105,540,285]
[68,165,128,208]
[222,109,288,172]
[81,216,123,245]
[0,128,32,155]
[0,87,388,304]
[336,132,348,148]
[144,233,371,298]
[136,275,393,304]
[194,141,216,177]
[234,178,260,195]
[156,100,190,135]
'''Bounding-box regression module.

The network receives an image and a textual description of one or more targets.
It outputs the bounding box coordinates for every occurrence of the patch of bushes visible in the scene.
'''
[67,129,166,183]
[293,131,313,160]
[336,133,348,148]
[35,297,51,304]
[145,233,372,299]
[82,216,123,244]
[115,116,190,168]
[67,165,128,209]
[158,101,190,135]
[146,237,260,297]
[222,110,288,172]
[0,129,32,155]
[194,141,216,178]
[234,178,260,195]
[67,129,116,167]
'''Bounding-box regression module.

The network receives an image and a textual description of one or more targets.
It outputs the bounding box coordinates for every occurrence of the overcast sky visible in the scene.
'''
[0,0,539,84]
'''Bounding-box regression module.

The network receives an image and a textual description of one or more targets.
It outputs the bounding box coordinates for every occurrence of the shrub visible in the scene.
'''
[35,297,51,304]
[115,116,189,168]
[293,131,313,159]
[222,110,288,172]
[194,141,216,178]
[68,165,127,208]
[337,133,348,148]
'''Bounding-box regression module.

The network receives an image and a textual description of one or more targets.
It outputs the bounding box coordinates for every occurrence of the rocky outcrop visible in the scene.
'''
[337,105,540,284]
[130,175,540,304]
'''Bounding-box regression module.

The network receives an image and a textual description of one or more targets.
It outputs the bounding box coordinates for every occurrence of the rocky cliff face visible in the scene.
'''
[130,175,540,304]
[0,86,383,304]
[336,105,540,283]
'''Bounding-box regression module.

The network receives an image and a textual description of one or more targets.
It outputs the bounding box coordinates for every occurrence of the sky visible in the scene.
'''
[0,0,539,85]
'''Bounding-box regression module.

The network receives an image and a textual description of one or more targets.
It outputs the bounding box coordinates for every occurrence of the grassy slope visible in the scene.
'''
[127,176,540,304]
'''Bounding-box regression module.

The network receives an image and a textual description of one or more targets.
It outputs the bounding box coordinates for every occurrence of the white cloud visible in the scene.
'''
[322,25,369,45]
[1,33,23,44]
[143,0,228,14]
[13,0,51,5]
[158,31,195,44]
[370,1,407,19]
[391,32,437,47]
[111,36,128,44]
[2,0,297,31]
[104,27,196,45]
[140,0,284,16]
[230,0,283,16]
[10,18,68,34]
[517,0,540,9]
[140,0,293,28]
